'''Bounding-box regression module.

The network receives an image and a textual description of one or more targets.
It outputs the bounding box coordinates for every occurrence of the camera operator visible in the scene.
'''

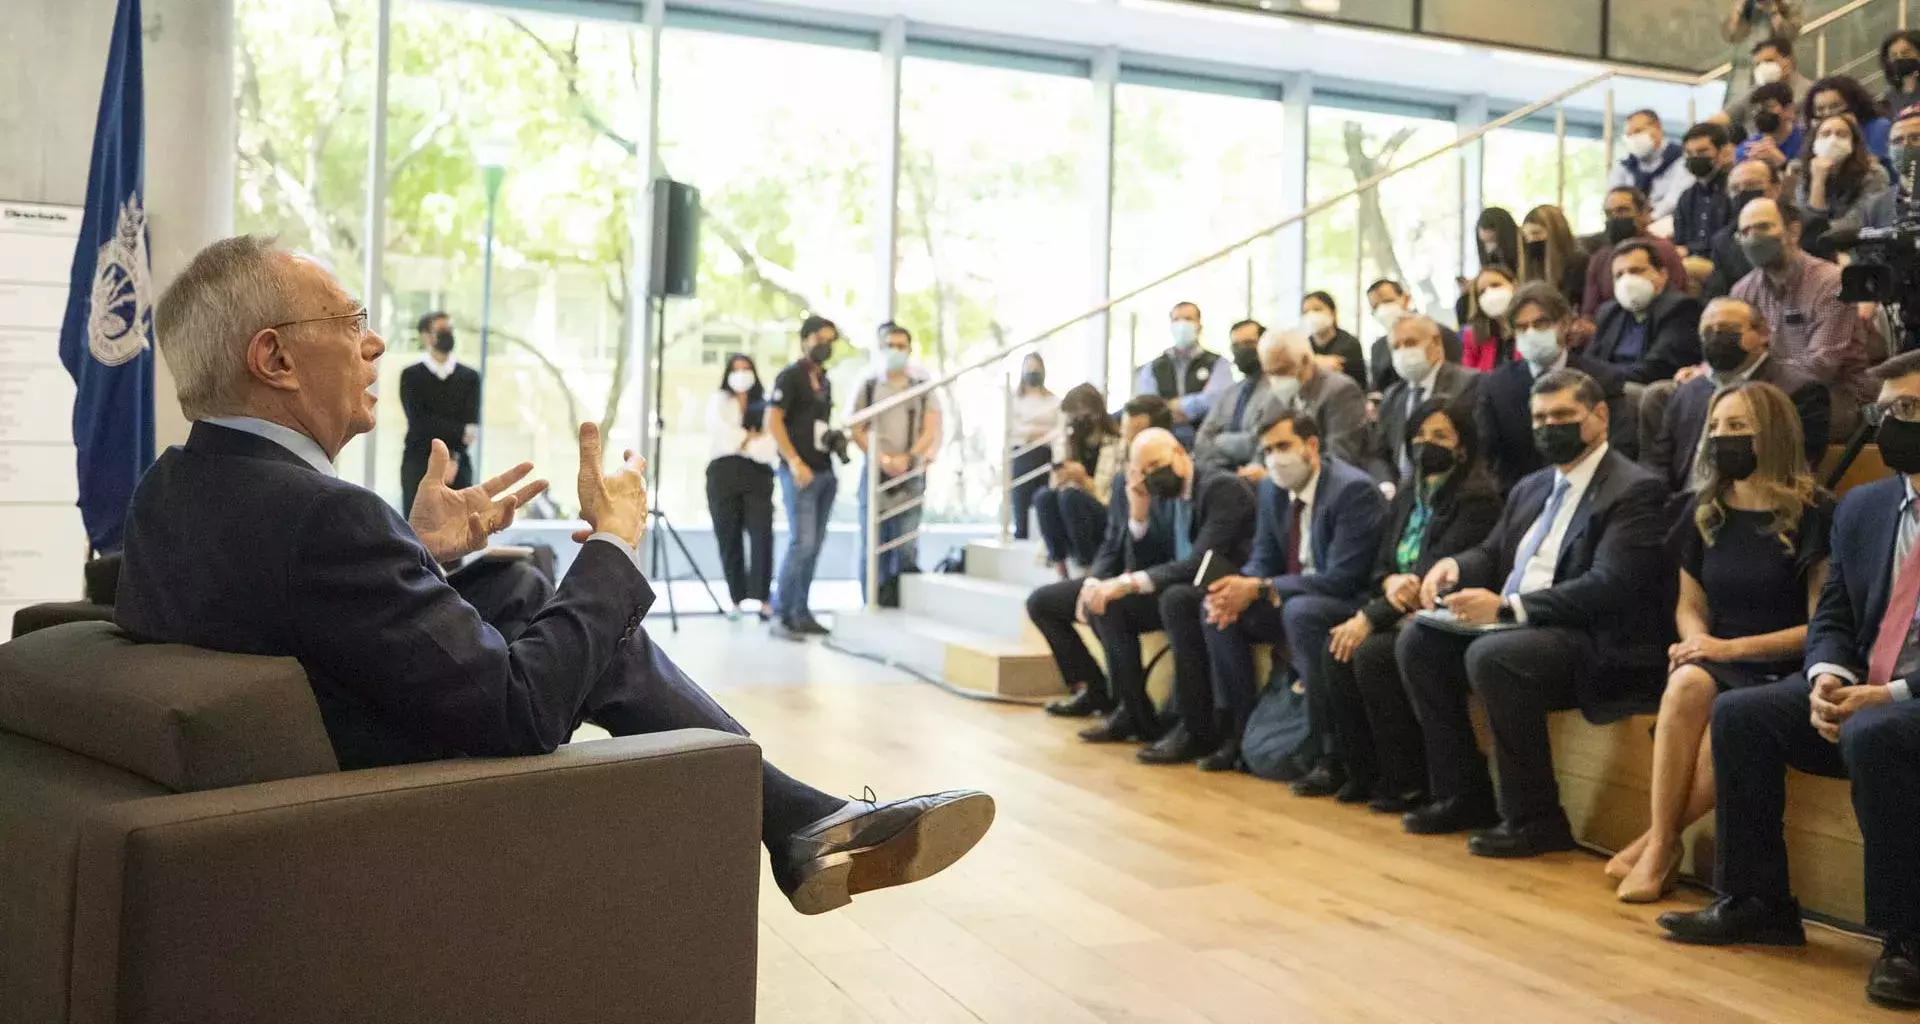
[851,323,942,607]
[767,314,843,641]
[1853,104,1920,232]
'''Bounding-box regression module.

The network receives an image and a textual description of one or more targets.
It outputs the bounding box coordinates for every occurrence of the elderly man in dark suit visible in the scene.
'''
[1655,353,1920,1011]
[1370,314,1480,493]
[1478,283,1632,493]
[1198,407,1388,782]
[1645,296,1831,492]
[1079,427,1258,763]
[114,235,992,917]
[1400,368,1671,857]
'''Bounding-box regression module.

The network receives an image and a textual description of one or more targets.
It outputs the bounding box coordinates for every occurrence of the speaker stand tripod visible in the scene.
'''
[644,293,725,632]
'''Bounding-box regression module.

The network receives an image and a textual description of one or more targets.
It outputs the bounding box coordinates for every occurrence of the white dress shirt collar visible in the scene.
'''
[421,352,459,381]
[1554,440,1608,493]
[199,416,337,477]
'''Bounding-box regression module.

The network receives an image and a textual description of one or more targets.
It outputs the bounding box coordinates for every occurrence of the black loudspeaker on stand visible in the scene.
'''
[643,178,723,631]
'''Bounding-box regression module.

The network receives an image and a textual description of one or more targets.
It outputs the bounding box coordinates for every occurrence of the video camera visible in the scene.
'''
[1837,163,1920,355]
[819,427,854,465]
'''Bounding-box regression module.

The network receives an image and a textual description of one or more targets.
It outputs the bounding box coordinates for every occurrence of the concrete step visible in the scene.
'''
[900,573,1039,640]
[830,609,1066,699]
[963,538,1061,589]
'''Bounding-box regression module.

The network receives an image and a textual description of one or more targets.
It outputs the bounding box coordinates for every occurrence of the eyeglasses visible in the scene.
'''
[1865,397,1920,426]
[268,308,370,335]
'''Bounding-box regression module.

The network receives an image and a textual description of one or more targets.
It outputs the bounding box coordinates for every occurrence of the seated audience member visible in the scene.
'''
[1199,408,1388,781]
[1135,300,1233,449]
[1646,298,1830,492]
[1480,284,1631,493]
[1611,381,1832,904]
[1399,369,1670,856]
[1854,105,1920,231]
[1591,241,1705,385]
[1029,397,1176,719]
[1033,384,1126,576]
[1365,279,1464,396]
[1252,328,1372,472]
[1079,428,1258,762]
[1302,291,1369,395]
[1734,82,1805,170]
[1325,398,1502,811]
[1796,113,1893,240]
[1731,197,1876,428]
[116,236,992,916]
[1803,75,1893,160]
[1884,30,1920,118]
[1193,318,1272,472]
[1674,122,1737,256]
[1583,187,1692,317]
[1703,159,1784,301]
[1608,109,1690,221]
[1656,355,1920,1012]
[1721,36,1815,135]
[1371,315,1482,489]
[1518,205,1589,310]
[1460,266,1518,373]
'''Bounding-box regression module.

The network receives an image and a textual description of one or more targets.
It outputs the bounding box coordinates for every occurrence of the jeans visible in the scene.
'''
[774,462,837,625]
[857,464,922,594]
[1033,486,1106,566]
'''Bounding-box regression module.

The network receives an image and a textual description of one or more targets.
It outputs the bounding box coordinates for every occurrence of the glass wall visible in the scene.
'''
[1482,124,1610,235]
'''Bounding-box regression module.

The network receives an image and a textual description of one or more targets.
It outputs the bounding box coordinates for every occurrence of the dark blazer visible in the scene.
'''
[1370,325,1464,395]
[1702,225,1751,302]
[1807,475,1908,675]
[1476,354,1632,494]
[1088,469,1176,579]
[1370,362,1481,483]
[1359,467,1503,630]
[1645,356,1832,492]
[1452,448,1673,713]
[1589,291,1704,385]
[1242,456,1389,601]
[115,423,649,770]
[1143,468,1258,592]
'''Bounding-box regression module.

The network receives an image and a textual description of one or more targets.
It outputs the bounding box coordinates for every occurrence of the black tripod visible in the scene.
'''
[645,293,725,632]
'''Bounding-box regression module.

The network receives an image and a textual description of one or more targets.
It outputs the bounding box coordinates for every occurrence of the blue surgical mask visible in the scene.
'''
[885,349,909,373]
[1170,320,1199,350]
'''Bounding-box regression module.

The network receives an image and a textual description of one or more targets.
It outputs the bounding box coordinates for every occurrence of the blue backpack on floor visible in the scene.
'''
[1240,660,1315,782]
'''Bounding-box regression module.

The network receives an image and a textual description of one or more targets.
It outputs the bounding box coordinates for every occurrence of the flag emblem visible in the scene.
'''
[87,192,153,367]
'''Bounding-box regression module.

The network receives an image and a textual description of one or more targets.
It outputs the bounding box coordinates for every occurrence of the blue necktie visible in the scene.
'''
[1173,500,1193,561]
[1503,476,1572,598]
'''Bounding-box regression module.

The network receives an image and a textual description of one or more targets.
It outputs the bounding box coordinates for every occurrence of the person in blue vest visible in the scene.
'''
[1134,301,1233,450]
[1607,109,1691,221]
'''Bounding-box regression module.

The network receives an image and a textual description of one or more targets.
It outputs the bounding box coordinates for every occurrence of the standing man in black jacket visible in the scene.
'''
[399,311,481,516]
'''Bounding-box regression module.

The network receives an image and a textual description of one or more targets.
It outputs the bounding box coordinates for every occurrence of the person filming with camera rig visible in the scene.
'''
[768,315,847,641]
[851,323,942,608]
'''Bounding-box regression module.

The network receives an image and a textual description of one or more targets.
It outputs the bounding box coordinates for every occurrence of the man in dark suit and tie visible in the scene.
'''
[1478,283,1631,493]
[1029,396,1177,719]
[1399,368,1671,857]
[1656,353,1920,1010]
[1645,296,1830,492]
[1198,408,1389,781]
[1370,315,1480,491]
[114,235,992,917]
[1079,427,1258,763]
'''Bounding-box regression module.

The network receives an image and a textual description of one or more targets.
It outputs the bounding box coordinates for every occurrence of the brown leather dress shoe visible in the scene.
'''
[772,790,995,916]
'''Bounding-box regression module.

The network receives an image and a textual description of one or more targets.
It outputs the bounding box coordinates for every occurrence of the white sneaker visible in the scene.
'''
[740,598,763,614]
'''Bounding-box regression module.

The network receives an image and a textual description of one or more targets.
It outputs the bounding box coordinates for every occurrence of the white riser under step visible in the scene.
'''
[831,609,1066,699]
[899,573,1040,640]
[961,539,1061,589]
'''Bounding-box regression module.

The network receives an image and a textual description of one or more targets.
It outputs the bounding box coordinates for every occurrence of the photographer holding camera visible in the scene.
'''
[767,314,845,641]
[851,323,942,608]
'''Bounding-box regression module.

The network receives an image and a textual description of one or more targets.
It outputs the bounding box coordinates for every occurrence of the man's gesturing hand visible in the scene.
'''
[407,439,547,564]
[574,422,648,547]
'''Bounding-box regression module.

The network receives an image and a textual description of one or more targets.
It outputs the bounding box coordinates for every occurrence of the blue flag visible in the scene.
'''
[59,0,156,555]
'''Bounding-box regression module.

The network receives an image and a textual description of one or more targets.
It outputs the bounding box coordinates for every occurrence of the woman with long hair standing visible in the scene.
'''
[706,353,781,619]
[1608,381,1831,902]
[1009,353,1056,542]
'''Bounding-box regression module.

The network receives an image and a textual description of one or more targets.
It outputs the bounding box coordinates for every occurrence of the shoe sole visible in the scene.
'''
[785,793,997,916]
[1868,986,1920,1010]
[1660,928,1806,947]
[1467,838,1579,859]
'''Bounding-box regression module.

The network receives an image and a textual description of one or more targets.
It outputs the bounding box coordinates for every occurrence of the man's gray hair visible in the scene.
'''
[155,234,295,420]
[1258,327,1313,364]
[1390,314,1444,345]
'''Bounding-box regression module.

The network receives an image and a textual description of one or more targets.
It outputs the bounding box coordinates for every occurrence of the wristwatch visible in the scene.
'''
[1497,599,1518,624]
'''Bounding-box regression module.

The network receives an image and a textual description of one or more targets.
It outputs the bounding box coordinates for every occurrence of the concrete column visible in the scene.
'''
[1276,72,1312,328]
[1087,47,1119,392]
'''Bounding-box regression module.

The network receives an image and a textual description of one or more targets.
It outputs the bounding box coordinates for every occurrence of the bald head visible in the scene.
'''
[1129,425,1191,496]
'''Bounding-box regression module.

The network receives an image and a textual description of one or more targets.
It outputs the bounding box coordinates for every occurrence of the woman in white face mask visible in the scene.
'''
[1461,266,1519,374]
[1301,290,1369,395]
[1795,113,1891,232]
[706,353,780,619]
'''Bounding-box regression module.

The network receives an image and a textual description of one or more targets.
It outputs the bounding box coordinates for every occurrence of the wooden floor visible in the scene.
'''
[647,617,1902,1024]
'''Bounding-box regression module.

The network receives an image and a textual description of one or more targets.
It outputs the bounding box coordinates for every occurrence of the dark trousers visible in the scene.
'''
[1026,579,1106,696]
[1326,622,1426,795]
[1033,486,1106,566]
[1202,599,1286,727]
[1287,594,1369,770]
[1156,584,1219,741]
[1714,675,1920,938]
[400,442,473,518]
[1087,592,1168,736]
[1010,445,1052,541]
[705,456,774,604]
[1397,622,1587,825]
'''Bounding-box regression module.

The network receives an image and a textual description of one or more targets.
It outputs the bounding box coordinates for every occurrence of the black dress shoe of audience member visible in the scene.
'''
[794,617,832,637]
[1368,789,1427,815]
[1046,687,1112,718]
[1196,732,1243,773]
[1335,773,1378,805]
[773,790,996,916]
[1870,938,1920,1009]
[1079,711,1153,744]
[1136,723,1217,765]
[1656,895,1807,947]
[1289,763,1347,798]
[1466,816,1578,859]
[1401,795,1501,835]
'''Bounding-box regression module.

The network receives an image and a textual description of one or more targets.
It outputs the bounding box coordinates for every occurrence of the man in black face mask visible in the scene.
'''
[1703,159,1783,301]
[1674,122,1736,257]
[1854,104,1920,232]
[1581,186,1690,318]
[399,310,482,516]
[1398,369,1671,857]
[1645,297,1829,491]
[1658,352,1920,1010]
[1193,318,1267,472]
[766,314,842,639]
[1079,427,1257,763]
[1733,82,1803,173]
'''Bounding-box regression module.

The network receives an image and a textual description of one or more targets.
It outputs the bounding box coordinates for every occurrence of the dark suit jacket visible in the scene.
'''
[1807,476,1908,676]
[1359,468,1503,629]
[1476,354,1631,494]
[1589,291,1704,385]
[1645,356,1832,492]
[115,423,649,770]
[1143,468,1258,592]
[1370,326,1463,395]
[1242,457,1389,601]
[1452,448,1673,713]
[1088,469,1176,579]
[1369,362,1481,483]
[1702,226,1751,302]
